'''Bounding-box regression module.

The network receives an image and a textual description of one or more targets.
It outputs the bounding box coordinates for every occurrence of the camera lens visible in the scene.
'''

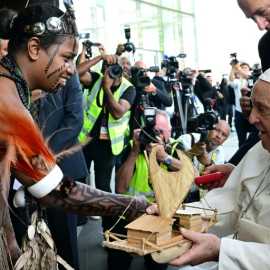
[108,64,123,79]
[124,43,134,53]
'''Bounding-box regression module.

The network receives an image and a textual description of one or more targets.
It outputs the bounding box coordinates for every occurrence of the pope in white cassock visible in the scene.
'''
[170,68,270,270]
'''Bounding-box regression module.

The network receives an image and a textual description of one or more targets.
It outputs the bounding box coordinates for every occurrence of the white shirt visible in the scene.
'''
[229,78,247,112]
[178,133,225,171]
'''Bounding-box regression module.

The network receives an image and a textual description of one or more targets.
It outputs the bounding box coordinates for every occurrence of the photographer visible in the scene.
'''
[117,110,181,193]
[78,50,136,195]
[229,60,257,147]
[106,110,181,270]
[130,60,172,132]
[194,71,217,109]
[180,120,230,173]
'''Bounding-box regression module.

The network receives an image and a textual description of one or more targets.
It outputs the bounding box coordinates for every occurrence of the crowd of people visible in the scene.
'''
[0,0,269,270]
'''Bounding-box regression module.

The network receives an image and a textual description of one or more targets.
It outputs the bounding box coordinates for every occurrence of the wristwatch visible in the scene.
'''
[163,155,173,166]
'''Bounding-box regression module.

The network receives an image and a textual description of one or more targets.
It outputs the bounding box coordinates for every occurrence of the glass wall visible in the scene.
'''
[71,0,197,67]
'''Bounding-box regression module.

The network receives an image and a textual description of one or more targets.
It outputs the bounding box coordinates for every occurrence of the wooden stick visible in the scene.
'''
[144,239,161,251]
[182,204,217,212]
[109,234,122,242]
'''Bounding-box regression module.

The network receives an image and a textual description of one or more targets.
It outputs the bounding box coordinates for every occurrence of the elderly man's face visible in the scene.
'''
[154,114,171,142]
[208,120,230,149]
[249,80,270,152]
[238,0,270,30]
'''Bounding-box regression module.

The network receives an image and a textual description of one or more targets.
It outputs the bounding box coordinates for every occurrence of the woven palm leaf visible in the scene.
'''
[149,146,195,218]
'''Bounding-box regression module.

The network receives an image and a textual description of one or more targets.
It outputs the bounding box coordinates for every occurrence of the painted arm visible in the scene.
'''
[0,82,148,221]
[40,181,148,220]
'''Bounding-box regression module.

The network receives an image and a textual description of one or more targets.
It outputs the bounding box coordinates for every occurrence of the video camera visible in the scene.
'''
[247,63,262,89]
[178,67,194,94]
[230,52,239,66]
[187,99,219,141]
[131,66,160,88]
[79,33,101,58]
[161,56,179,78]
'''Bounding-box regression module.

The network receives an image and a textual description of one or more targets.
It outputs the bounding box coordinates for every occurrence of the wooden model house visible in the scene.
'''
[125,214,174,248]
[175,209,203,232]
[103,147,218,262]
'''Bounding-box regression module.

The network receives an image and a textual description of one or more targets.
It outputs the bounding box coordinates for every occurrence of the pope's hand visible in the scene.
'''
[170,229,220,266]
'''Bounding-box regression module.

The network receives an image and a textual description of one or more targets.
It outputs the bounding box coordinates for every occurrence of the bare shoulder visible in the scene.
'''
[0,73,26,110]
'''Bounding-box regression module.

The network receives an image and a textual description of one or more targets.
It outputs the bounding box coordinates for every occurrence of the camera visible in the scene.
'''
[161,56,179,78]
[116,26,136,56]
[187,111,218,133]
[102,60,123,80]
[80,33,101,58]
[139,107,158,147]
[123,27,136,54]
[107,64,123,79]
[230,52,239,66]
[187,99,219,141]
[178,67,194,93]
[247,63,262,88]
[131,66,159,88]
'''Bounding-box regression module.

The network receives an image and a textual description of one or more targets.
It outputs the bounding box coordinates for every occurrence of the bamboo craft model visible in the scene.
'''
[103,146,217,263]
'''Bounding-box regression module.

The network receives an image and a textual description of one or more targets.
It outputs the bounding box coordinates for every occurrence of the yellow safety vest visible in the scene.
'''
[79,74,132,155]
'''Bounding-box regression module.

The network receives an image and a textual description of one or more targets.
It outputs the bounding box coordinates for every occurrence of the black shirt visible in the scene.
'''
[86,72,136,138]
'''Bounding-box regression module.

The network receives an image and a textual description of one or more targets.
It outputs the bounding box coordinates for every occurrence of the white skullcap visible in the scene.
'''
[259,68,270,83]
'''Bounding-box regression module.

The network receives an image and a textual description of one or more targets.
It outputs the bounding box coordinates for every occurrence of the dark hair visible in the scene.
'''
[0,8,17,39]
[0,4,78,55]
[258,31,270,72]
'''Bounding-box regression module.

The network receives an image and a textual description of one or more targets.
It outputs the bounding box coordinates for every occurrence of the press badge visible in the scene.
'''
[99,117,109,140]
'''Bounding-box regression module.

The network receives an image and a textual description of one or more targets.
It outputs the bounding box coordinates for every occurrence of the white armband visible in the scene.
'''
[27,165,63,199]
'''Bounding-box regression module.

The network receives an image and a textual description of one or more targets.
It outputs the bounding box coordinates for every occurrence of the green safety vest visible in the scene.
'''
[126,153,155,202]
[79,74,132,155]
[126,140,181,202]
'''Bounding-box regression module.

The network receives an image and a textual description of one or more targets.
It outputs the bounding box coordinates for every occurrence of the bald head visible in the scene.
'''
[207,120,230,149]
[134,60,147,69]
[154,110,171,142]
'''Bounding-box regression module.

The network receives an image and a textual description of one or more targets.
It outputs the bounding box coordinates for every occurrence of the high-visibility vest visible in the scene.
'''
[126,141,181,202]
[79,74,132,155]
[126,153,155,202]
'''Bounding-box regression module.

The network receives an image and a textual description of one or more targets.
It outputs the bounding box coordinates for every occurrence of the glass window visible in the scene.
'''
[73,0,197,66]
[180,0,194,13]
[181,14,197,67]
